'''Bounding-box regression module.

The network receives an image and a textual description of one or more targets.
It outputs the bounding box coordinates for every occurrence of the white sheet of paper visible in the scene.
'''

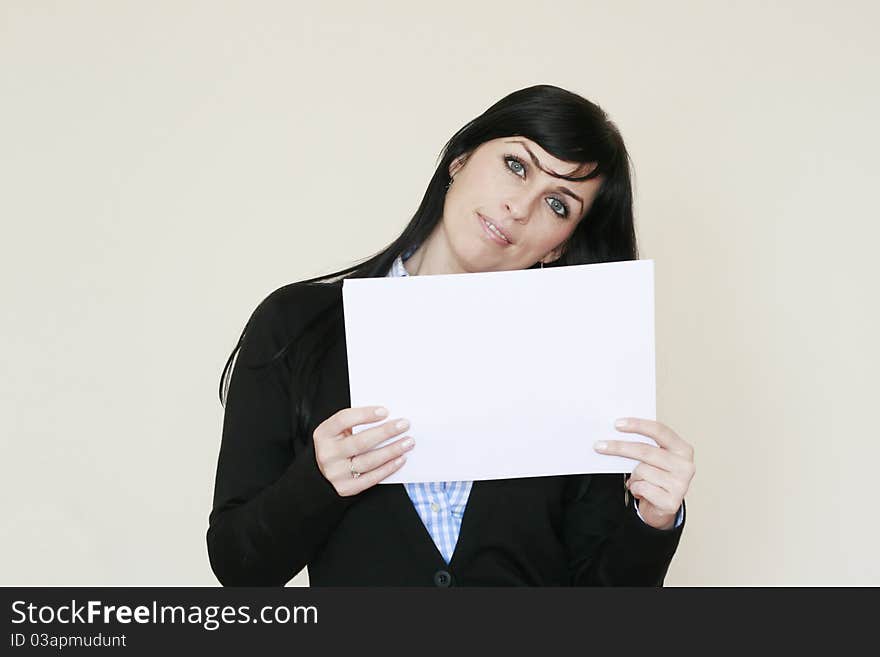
[342,259,657,483]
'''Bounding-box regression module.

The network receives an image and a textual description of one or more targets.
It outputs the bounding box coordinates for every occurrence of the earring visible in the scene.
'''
[540,260,544,269]
[446,178,453,189]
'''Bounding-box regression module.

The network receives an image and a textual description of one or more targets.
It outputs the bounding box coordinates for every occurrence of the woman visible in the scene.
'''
[208,84,696,586]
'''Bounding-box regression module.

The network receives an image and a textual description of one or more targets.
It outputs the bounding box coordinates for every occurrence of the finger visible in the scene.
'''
[614,418,693,459]
[345,417,411,457]
[316,406,390,441]
[350,435,415,474]
[628,480,681,515]
[594,439,679,472]
[629,463,681,496]
[347,454,409,495]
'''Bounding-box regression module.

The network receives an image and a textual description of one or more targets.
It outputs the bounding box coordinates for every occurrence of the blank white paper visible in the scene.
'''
[341,259,657,484]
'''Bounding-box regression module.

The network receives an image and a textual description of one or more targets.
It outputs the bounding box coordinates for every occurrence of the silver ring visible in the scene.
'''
[349,456,361,479]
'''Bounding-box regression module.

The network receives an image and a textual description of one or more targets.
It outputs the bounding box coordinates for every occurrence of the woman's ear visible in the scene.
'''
[448,154,468,178]
[543,242,568,264]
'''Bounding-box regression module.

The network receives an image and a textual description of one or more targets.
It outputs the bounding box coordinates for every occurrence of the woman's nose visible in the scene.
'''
[503,196,531,223]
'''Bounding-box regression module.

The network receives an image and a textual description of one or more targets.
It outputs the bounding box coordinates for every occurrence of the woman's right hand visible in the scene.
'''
[313,406,415,497]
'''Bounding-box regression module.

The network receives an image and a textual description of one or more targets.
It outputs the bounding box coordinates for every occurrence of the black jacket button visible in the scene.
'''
[433,570,453,587]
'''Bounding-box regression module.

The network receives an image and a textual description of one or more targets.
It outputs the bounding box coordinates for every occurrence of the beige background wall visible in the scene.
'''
[1,1,877,586]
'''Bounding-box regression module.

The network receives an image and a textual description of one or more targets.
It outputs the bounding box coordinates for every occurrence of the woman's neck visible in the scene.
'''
[403,225,467,276]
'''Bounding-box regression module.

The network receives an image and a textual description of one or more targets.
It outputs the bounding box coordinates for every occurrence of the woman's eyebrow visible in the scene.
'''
[503,139,585,210]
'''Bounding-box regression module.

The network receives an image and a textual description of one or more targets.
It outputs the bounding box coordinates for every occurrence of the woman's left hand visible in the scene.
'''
[593,418,695,531]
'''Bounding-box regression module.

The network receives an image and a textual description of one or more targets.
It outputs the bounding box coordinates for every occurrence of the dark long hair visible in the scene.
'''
[218,84,638,445]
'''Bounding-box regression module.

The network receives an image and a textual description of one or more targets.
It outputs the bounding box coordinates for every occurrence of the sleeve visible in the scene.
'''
[635,499,684,529]
[561,473,685,586]
[206,289,353,586]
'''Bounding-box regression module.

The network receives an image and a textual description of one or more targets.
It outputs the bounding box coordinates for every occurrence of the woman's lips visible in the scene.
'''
[478,213,512,246]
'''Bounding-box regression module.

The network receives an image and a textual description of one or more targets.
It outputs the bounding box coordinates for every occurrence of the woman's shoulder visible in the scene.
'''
[255,279,343,333]
[267,279,343,312]
[237,280,343,362]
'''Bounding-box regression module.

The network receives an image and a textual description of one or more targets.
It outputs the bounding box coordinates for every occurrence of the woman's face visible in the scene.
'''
[439,136,604,272]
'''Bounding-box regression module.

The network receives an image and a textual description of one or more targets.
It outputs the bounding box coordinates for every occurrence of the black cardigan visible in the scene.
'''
[207,280,685,586]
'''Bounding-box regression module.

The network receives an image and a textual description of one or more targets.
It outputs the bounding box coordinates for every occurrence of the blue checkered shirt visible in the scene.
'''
[386,250,682,563]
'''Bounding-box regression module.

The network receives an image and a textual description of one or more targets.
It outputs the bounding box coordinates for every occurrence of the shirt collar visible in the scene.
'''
[388,253,410,278]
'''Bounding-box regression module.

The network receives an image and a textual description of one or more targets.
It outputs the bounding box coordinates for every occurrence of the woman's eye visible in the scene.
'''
[505,155,526,177]
[547,197,568,217]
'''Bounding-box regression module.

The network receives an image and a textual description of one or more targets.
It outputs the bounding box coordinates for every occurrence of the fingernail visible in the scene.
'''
[395,456,407,465]
[594,440,608,451]
[615,419,629,429]
[401,437,414,448]
[396,419,410,430]
[375,407,388,417]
